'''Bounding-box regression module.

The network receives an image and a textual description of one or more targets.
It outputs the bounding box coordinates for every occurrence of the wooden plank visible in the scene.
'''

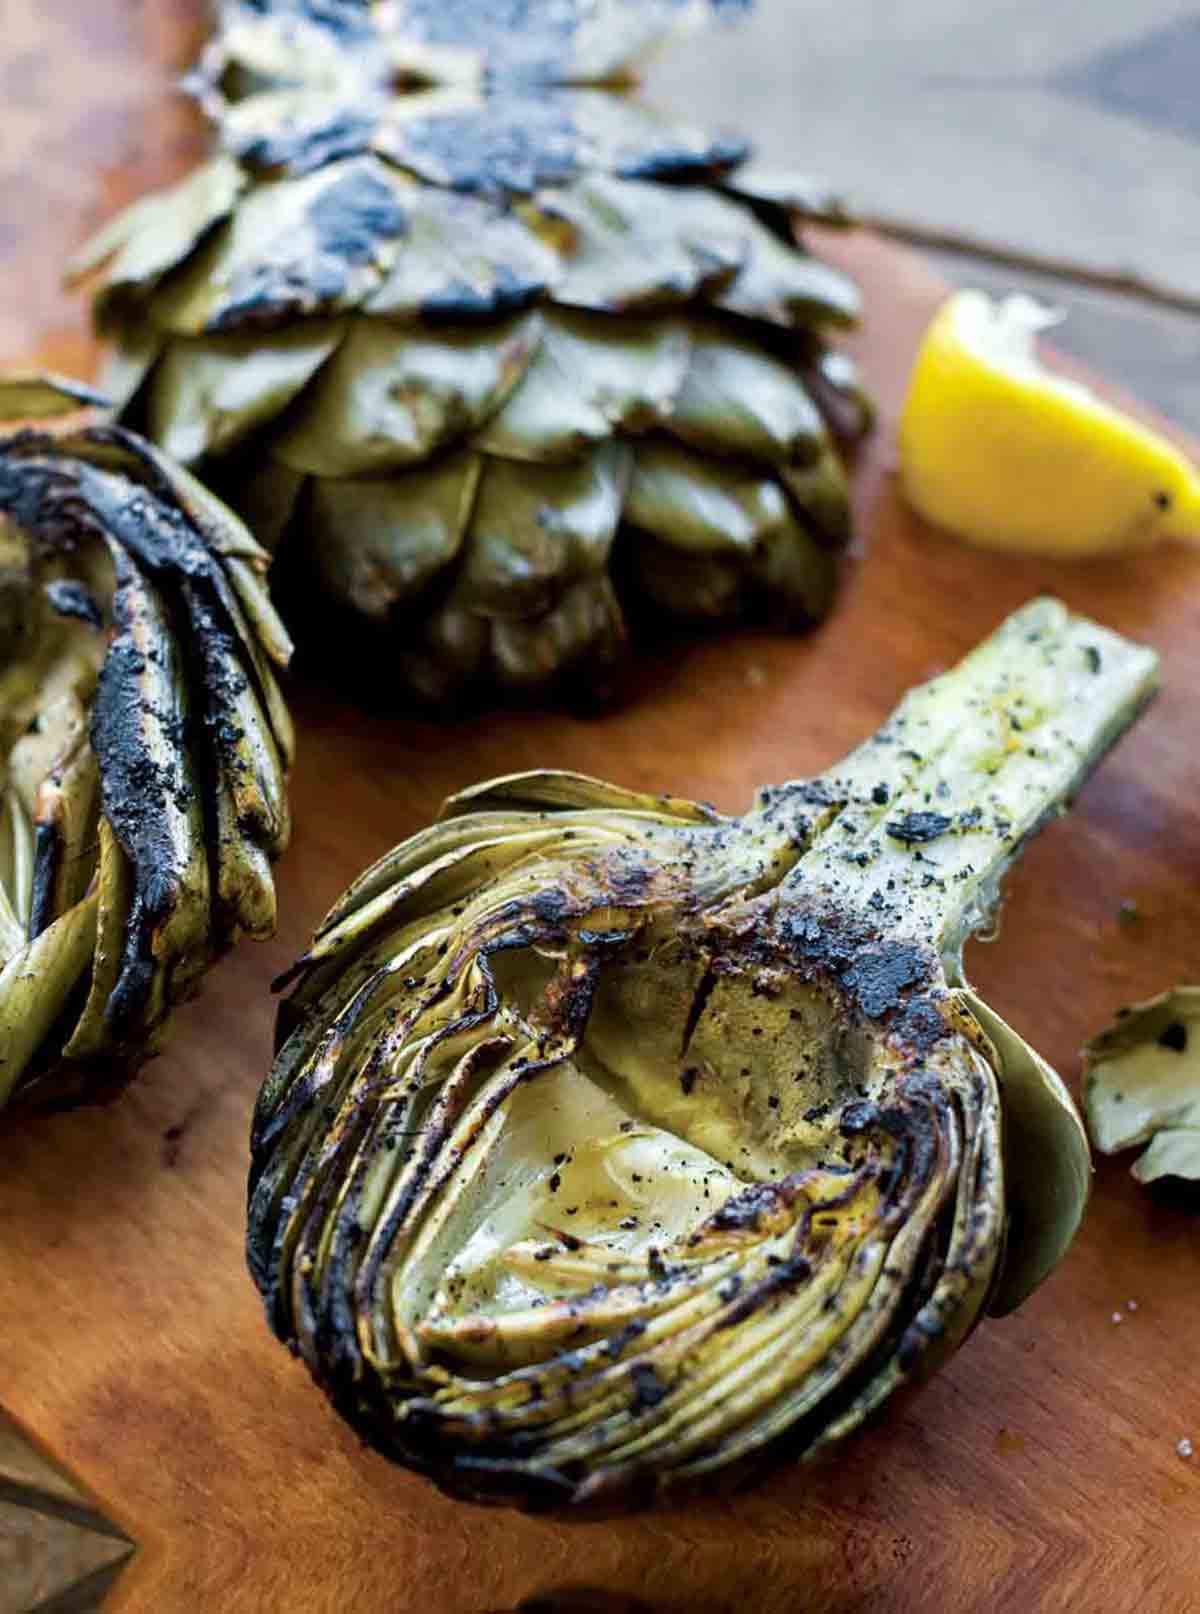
[1,8,1199,1614]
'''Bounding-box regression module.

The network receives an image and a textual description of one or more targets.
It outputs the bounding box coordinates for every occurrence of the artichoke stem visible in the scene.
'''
[783,597,1159,979]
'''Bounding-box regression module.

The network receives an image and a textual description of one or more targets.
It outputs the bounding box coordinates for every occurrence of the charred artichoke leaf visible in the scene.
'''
[0,394,293,1110]
[1083,989,1200,1184]
[249,597,1153,1507]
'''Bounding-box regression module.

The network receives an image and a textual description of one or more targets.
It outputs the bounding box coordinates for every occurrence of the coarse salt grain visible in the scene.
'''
[1177,1438,1193,1460]
[1127,1299,1138,1312]
[1111,1311,1123,1324]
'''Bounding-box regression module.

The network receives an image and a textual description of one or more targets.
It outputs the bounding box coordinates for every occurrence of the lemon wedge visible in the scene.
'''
[899,289,1200,556]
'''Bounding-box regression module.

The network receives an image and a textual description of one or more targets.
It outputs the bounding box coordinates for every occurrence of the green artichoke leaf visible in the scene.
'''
[801,348,876,444]
[958,989,1090,1315]
[0,789,34,956]
[714,207,862,330]
[1083,989,1200,1184]
[627,535,743,621]
[251,600,1154,1507]
[532,176,746,314]
[304,450,482,619]
[721,166,853,230]
[456,442,631,617]
[97,328,164,415]
[149,157,410,335]
[271,312,541,477]
[781,446,854,550]
[666,324,828,467]
[213,456,307,554]
[489,573,627,691]
[626,439,794,556]
[476,311,689,464]
[0,374,110,421]
[147,321,344,465]
[0,892,100,1107]
[71,157,248,327]
[365,188,562,320]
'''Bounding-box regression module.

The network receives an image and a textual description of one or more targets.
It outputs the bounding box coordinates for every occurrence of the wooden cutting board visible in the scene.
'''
[2,7,1199,1611]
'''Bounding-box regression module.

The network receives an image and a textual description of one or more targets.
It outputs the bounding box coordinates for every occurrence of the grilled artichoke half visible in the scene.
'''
[0,376,293,1112]
[249,598,1154,1508]
[70,0,868,707]
[1084,989,1200,1184]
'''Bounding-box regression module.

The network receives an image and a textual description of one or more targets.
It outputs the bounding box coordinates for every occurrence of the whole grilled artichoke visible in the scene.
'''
[0,376,293,1112]
[71,0,869,708]
[249,598,1154,1508]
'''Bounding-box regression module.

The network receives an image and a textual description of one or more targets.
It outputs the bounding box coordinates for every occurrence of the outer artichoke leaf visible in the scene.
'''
[746,514,837,628]
[721,166,852,229]
[0,789,34,955]
[627,439,793,555]
[0,374,109,421]
[533,176,746,314]
[627,533,743,621]
[61,818,135,1061]
[563,90,748,181]
[69,156,247,312]
[959,989,1090,1317]
[0,892,99,1106]
[218,86,381,177]
[271,313,541,477]
[457,442,630,618]
[303,450,481,619]
[713,208,862,331]
[98,329,164,415]
[146,322,344,464]
[441,770,721,824]
[1083,988,1200,1183]
[214,456,307,554]
[31,735,101,927]
[802,348,876,444]
[476,311,690,463]
[781,447,853,550]
[149,157,410,335]
[666,325,827,466]
[365,188,562,320]
[489,574,627,692]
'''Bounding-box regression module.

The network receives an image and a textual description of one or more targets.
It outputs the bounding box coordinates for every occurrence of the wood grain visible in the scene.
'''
[2,7,1200,1612]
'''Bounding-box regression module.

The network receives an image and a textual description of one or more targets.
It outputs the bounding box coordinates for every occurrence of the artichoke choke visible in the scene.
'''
[0,377,293,1112]
[249,598,1154,1507]
[72,0,869,708]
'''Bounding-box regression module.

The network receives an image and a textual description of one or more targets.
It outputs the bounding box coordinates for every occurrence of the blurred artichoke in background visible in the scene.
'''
[248,598,1154,1508]
[71,0,870,708]
[0,377,293,1113]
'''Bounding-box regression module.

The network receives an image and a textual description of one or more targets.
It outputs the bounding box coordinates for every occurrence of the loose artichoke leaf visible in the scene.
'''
[457,441,631,618]
[627,439,795,555]
[146,322,344,464]
[1131,1128,1200,1185]
[0,374,110,421]
[958,990,1090,1316]
[364,187,562,320]
[489,574,627,690]
[530,175,746,314]
[0,892,99,1105]
[148,157,409,335]
[1083,988,1200,1179]
[68,155,247,304]
[475,311,690,464]
[271,313,541,477]
[303,450,481,618]
[667,327,828,467]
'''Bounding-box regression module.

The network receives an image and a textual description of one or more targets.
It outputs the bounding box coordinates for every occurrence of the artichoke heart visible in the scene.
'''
[71,0,869,709]
[249,598,1156,1507]
[0,377,293,1113]
[1084,989,1200,1183]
